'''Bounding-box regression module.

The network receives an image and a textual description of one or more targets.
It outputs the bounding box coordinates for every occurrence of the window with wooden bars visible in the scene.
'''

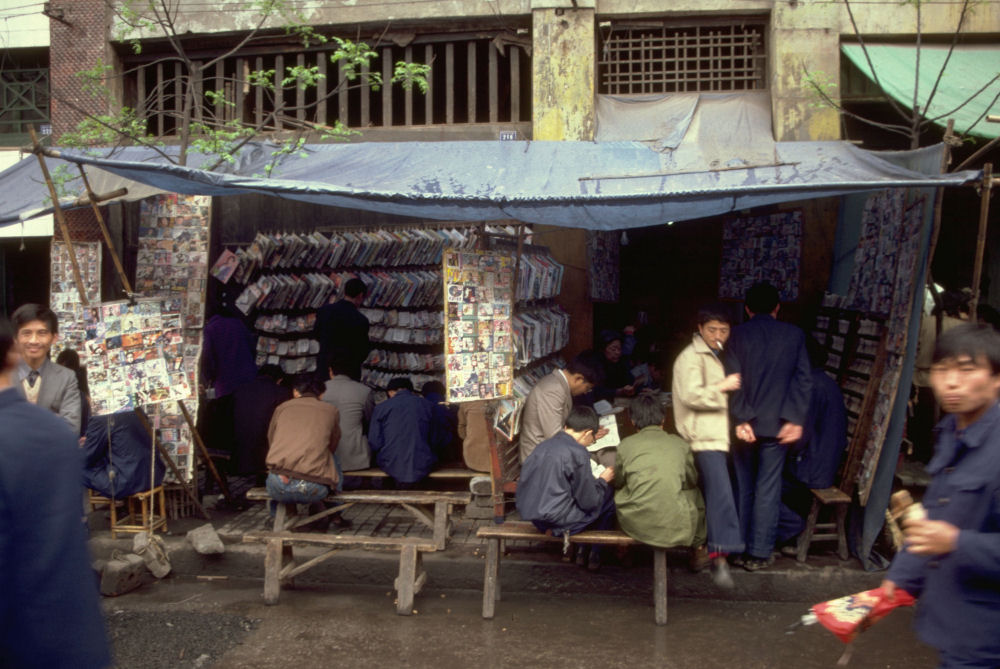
[122,32,531,138]
[598,21,767,95]
[0,50,50,138]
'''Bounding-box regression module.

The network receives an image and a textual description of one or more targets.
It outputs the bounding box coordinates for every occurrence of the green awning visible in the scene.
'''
[842,43,1000,139]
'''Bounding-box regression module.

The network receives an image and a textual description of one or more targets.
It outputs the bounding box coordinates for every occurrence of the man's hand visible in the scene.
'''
[594,427,609,440]
[718,373,741,392]
[777,422,803,444]
[599,466,615,483]
[618,384,637,398]
[735,422,756,443]
[880,579,897,602]
[903,519,959,556]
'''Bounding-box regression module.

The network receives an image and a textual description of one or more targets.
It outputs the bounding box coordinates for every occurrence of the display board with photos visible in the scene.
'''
[443,249,515,402]
[49,241,101,363]
[718,210,802,302]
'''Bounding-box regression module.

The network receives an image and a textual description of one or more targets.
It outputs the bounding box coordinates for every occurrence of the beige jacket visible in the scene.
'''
[672,334,730,452]
[266,396,341,486]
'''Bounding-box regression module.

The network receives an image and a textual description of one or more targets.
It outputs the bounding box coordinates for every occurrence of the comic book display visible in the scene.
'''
[718,210,802,302]
[443,249,515,402]
[49,241,101,362]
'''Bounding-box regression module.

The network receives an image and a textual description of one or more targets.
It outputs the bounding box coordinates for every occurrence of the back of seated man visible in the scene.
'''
[516,406,616,570]
[265,377,341,519]
[369,377,446,486]
[321,355,375,476]
[11,303,82,434]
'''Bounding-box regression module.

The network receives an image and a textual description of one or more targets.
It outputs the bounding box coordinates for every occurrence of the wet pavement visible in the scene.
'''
[104,576,938,669]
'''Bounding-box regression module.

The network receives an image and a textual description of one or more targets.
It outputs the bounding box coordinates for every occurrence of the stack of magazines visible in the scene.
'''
[512,305,570,368]
[359,308,443,329]
[511,357,566,399]
[362,368,444,391]
[364,349,444,372]
[369,325,443,345]
[254,313,316,334]
[256,336,319,358]
[515,252,564,303]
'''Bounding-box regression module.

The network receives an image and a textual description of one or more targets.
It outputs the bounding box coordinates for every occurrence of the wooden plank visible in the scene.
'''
[811,487,850,504]
[156,62,164,135]
[243,531,436,551]
[274,54,284,128]
[396,544,418,615]
[295,53,305,122]
[653,548,667,625]
[255,56,264,128]
[337,59,347,124]
[316,52,327,125]
[235,58,245,124]
[433,501,449,551]
[424,44,434,124]
[360,62,370,126]
[482,537,499,618]
[382,47,392,127]
[282,547,340,581]
[264,538,283,605]
[488,42,498,123]
[174,62,183,125]
[445,43,454,124]
[245,487,470,505]
[467,40,476,123]
[214,60,224,122]
[136,64,147,122]
[510,47,520,123]
[404,45,413,126]
[476,524,641,546]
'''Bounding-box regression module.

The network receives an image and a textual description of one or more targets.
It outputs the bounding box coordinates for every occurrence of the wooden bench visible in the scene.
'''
[796,486,851,562]
[245,487,471,550]
[476,521,671,625]
[343,467,488,480]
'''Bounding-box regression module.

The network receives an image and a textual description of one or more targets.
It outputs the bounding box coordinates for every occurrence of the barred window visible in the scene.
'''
[598,21,767,95]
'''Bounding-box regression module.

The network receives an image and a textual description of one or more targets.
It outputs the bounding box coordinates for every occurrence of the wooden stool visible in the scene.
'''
[796,487,850,562]
[91,486,168,538]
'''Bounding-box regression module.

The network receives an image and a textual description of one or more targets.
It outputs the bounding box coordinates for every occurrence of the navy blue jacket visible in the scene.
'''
[516,431,611,534]
[727,314,812,439]
[0,388,111,668]
[83,412,165,498]
[789,368,847,489]
[369,389,441,483]
[887,403,1000,665]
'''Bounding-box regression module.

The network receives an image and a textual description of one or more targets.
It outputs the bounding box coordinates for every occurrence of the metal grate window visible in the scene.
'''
[0,67,50,135]
[598,22,767,95]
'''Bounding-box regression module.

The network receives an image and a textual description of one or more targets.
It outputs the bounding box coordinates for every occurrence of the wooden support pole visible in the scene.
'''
[177,399,232,502]
[76,165,134,296]
[970,163,993,319]
[926,119,955,294]
[133,407,211,520]
[29,126,88,306]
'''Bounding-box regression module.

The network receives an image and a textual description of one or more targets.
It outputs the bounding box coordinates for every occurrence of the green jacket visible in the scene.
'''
[612,426,706,548]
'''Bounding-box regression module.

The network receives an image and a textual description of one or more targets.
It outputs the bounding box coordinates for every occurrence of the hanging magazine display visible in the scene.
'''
[587,231,620,302]
[718,210,802,302]
[443,249,515,402]
[49,241,101,362]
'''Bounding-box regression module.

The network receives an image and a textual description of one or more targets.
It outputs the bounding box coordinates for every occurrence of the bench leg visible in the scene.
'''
[433,502,448,550]
[483,537,500,619]
[653,548,667,625]
[264,538,283,605]
[797,499,822,563]
[396,544,419,615]
[835,504,849,561]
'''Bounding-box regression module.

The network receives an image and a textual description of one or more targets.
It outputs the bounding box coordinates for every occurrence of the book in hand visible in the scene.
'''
[587,414,621,451]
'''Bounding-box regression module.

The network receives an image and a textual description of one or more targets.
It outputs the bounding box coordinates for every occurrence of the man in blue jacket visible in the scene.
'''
[369,377,445,485]
[516,406,616,570]
[0,315,111,668]
[883,323,1000,668]
[727,282,812,570]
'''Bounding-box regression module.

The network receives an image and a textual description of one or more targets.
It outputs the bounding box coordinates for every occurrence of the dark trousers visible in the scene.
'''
[531,484,617,536]
[733,439,787,559]
[777,473,812,544]
[695,450,745,555]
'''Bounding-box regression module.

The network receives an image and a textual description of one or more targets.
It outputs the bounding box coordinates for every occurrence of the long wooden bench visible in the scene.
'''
[245,487,471,550]
[476,521,671,625]
[343,467,488,480]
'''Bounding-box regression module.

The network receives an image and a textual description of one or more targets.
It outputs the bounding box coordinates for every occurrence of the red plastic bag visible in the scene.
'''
[810,586,916,644]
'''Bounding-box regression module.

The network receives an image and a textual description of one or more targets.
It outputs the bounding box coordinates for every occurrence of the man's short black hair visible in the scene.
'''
[566,351,604,385]
[11,303,58,335]
[629,391,664,429]
[565,405,600,433]
[933,323,1000,375]
[259,364,284,381]
[421,380,446,397]
[805,335,828,370]
[293,377,325,397]
[0,316,14,368]
[697,304,732,326]
[745,282,779,315]
[344,278,368,299]
[387,377,413,392]
[328,354,354,377]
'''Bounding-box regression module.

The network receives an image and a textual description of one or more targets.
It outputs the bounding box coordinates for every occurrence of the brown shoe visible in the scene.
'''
[689,545,711,572]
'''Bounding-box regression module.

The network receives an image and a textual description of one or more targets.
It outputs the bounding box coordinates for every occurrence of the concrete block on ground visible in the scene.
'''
[464,501,495,519]
[133,532,172,578]
[100,553,150,596]
[187,524,225,555]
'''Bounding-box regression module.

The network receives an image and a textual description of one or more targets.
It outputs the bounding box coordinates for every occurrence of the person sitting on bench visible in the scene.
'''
[369,377,446,487]
[265,377,341,526]
[516,406,616,571]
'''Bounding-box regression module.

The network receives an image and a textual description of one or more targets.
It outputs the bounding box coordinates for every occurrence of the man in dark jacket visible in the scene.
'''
[231,365,292,481]
[883,324,1000,668]
[516,406,616,569]
[369,377,445,485]
[315,278,370,382]
[0,316,111,669]
[727,282,812,570]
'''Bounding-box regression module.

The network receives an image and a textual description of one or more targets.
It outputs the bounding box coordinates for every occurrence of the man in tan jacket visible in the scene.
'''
[672,305,742,588]
[266,377,341,516]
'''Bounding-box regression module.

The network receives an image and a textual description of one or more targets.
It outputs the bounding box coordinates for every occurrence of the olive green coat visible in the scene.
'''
[612,426,706,548]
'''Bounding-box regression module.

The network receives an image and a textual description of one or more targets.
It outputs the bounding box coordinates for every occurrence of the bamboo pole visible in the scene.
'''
[29,127,88,305]
[925,119,955,301]
[178,399,232,502]
[76,164,134,296]
[134,407,211,520]
[970,163,993,319]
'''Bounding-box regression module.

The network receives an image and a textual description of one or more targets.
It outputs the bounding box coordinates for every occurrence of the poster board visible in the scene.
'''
[718,210,802,302]
[49,241,101,363]
[443,249,515,402]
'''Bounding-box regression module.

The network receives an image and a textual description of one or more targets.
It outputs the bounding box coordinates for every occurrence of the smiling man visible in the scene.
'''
[11,304,81,434]
[883,323,1000,669]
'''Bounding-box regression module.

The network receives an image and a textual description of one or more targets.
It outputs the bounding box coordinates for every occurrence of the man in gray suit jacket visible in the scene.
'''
[12,304,82,435]
[321,356,375,472]
[519,353,603,462]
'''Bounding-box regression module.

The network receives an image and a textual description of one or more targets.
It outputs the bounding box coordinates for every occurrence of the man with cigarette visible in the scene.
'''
[882,323,1000,668]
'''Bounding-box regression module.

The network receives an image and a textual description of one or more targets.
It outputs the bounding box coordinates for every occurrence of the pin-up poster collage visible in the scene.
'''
[443,249,515,402]
[49,241,101,363]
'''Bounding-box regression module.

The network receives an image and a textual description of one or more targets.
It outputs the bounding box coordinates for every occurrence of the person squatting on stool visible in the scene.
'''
[516,406,616,571]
